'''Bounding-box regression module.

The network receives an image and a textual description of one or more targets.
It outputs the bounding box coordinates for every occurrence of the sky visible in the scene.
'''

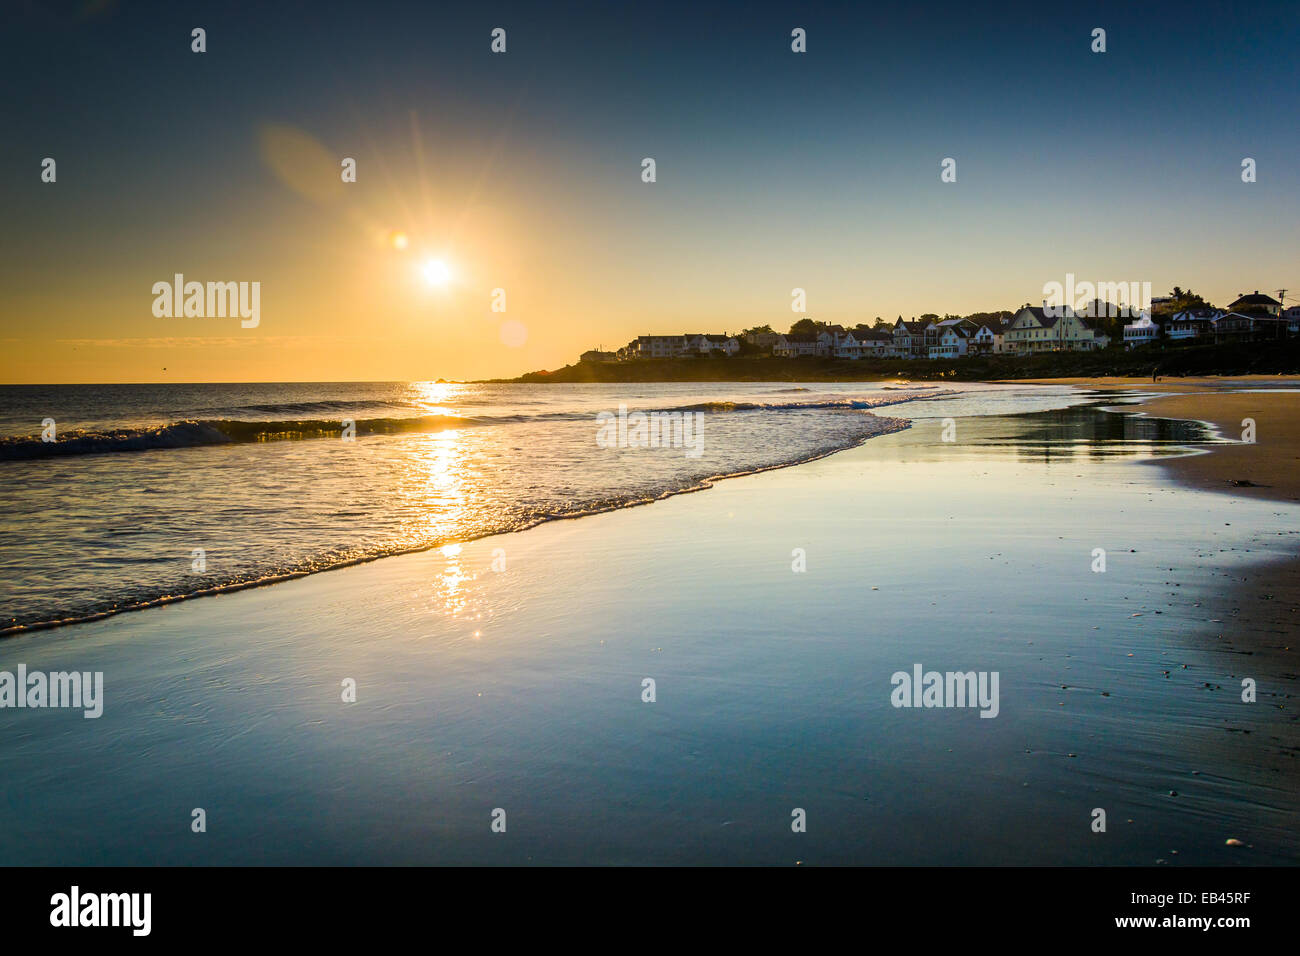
[2,0,1298,383]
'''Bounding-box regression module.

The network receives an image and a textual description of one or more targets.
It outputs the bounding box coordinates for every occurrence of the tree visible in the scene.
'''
[1152,287,1210,317]
[788,318,824,335]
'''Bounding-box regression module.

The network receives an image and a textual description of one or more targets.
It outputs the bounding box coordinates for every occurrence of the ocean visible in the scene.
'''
[0,381,1186,635]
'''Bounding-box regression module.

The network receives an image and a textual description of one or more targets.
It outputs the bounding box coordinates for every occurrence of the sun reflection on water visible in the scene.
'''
[391,427,495,626]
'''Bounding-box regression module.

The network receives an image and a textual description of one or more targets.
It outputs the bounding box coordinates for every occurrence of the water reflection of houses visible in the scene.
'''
[1002,405,1212,463]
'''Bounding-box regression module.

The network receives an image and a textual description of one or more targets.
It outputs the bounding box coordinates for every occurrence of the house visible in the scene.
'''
[930,324,970,359]
[892,319,929,359]
[930,318,979,357]
[1005,305,1110,353]
[854,328,894,357]
[773,332,822,357]
[580,350,618,363]
[1226,291,1282,317]
[1214,312,1289,344]
[1122,314,1160,349]
[815,328,879,359]
[970,320,1007,355]
[1004,306,1061,353]
[1283,305,1300,334]
[930,327,972,361]
[687,334,740,356]
[629,335,689,359]
[1165,308,1221,342]
[822,330,862,359]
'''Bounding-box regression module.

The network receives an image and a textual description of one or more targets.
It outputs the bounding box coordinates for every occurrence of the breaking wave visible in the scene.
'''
[1,391,952,460]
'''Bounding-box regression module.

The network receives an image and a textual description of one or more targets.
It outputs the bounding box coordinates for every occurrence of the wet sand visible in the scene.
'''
[1010,376,1300,499]
[1010,375,1300,394]
[1138,391,1300,504]
[1022,380,1300,685]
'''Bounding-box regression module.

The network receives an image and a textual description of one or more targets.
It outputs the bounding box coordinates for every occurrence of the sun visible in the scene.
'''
[421,258,452,286]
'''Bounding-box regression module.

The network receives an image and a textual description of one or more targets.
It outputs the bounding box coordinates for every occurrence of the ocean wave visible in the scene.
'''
[665,391,954,413]
[221,399,421,416]
[0,390,951,461]
[1,413,912,636]
[0,415,476,460]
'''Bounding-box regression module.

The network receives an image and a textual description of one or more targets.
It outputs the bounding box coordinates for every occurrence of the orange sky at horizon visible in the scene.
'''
[5,116,1296,386]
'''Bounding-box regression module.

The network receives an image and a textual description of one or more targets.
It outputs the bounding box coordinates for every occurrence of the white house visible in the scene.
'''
[1165,308,1221,341]
[630,335,689,359]
[929,325,970,359]
[828,330,863,359]
[688,334,740,356]
[970,320,1007,354]
[1122,313,1159,349]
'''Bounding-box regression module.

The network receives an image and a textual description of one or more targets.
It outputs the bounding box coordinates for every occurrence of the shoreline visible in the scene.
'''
[1016,377,1300,505]
[1041,379,1300,678]
[0,414,915,640]
[8,380,1297,639]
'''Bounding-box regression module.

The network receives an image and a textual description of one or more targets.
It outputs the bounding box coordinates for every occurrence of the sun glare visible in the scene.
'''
[422,259,452,286]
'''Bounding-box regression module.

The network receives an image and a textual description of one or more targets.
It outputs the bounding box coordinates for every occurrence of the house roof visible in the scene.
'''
[782,332,819,343]
[1228,292,1281,308]
[1019,306,1075,324]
